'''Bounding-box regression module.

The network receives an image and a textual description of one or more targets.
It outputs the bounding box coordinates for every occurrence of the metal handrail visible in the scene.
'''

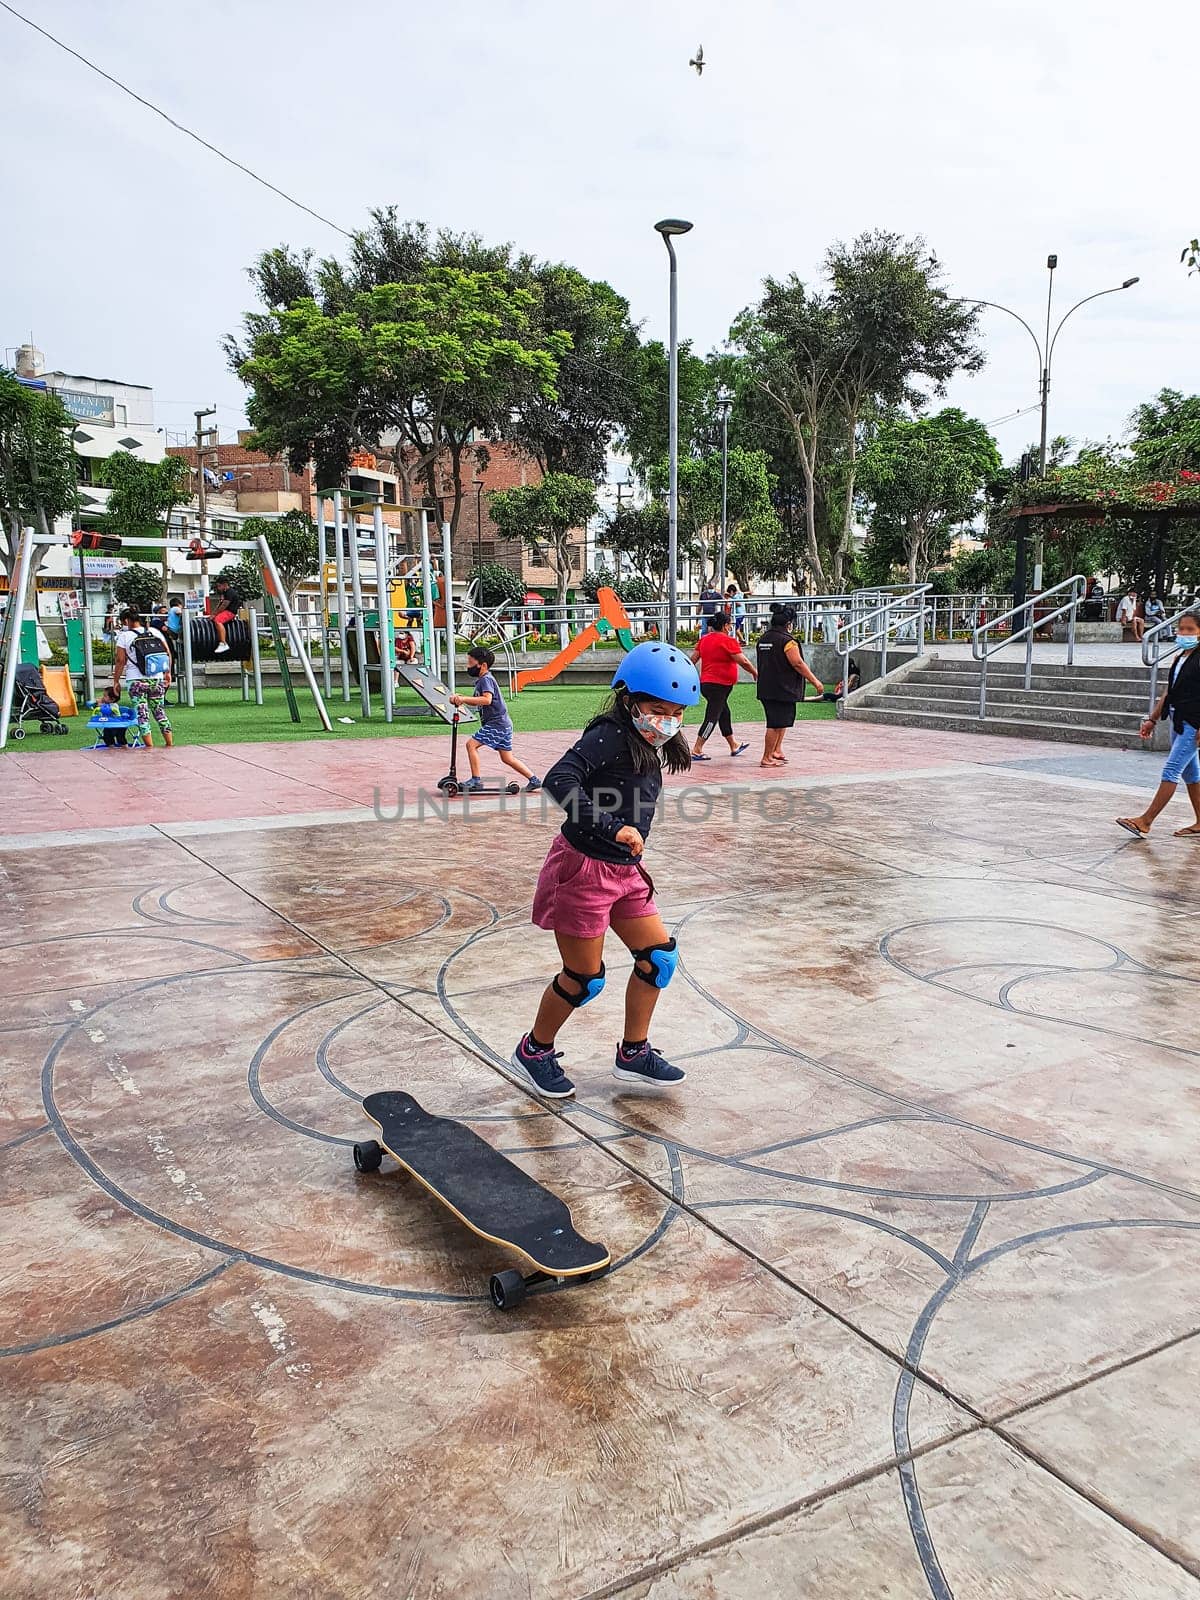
[971,573,1085,718]
[835,583,931,686]
[1142,605,1196,714]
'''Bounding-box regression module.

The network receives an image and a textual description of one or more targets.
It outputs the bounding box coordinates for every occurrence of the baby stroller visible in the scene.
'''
[7,664,70,740]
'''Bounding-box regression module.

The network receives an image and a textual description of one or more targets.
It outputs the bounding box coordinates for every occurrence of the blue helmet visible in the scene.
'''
[611,641,701,707]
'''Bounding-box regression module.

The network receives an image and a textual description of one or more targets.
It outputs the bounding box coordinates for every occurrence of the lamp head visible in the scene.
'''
[716,385,734,418]
[655,218,694,237]
[1122,276,1139,288]
[1046,253,1058,270]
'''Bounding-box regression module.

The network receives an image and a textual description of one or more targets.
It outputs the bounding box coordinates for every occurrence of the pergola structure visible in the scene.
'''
[1009,498,1200,597]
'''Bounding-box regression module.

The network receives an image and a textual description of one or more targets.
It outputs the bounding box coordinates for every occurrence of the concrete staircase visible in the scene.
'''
[842,653,1159,749]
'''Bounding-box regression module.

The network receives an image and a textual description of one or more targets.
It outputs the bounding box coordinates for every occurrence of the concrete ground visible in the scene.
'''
[2,720,1198,1599]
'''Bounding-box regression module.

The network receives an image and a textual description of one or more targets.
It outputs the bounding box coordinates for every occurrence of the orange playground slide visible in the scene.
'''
[514,589,634,692]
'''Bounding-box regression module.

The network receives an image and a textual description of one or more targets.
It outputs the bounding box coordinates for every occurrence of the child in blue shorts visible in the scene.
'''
[449,646,542,793]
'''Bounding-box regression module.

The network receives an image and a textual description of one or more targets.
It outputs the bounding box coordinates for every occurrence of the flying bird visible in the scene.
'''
[689,44,704,75]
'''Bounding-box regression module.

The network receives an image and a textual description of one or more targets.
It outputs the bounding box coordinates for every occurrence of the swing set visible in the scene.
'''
[0,527,331,752]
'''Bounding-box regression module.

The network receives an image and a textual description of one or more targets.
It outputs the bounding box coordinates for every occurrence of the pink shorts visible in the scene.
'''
[531,834,658,938]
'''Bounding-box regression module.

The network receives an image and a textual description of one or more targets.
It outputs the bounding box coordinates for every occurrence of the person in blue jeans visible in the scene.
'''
[1117,609,1200,838]
[448,646,542,793]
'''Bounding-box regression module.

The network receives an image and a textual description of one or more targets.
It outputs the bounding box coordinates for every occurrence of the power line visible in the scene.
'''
[0,0,353,239]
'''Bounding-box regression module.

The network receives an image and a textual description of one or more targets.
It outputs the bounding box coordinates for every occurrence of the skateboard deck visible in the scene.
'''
[358,1091,610,1285]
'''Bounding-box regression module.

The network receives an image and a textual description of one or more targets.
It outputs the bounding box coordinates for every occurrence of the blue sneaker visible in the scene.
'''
[509,1034,575,1099]
[612,1042,686,1088]
[525,776,542,792]
[464,776,484,792]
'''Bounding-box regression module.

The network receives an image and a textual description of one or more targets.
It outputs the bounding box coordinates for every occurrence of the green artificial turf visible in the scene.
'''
[4,680,836,754]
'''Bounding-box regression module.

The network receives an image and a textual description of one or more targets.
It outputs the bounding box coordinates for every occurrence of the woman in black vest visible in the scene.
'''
[755,603,824,767]
[1117,608,1200,837]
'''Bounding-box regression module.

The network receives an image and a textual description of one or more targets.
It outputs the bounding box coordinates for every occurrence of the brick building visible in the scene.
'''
[168,433,585,592]
[167,432,314,518]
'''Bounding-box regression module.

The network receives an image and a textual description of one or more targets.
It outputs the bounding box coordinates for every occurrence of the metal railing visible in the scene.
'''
[1142,605,1194,714]
[971,574,1085,718]
[834,583,931,688]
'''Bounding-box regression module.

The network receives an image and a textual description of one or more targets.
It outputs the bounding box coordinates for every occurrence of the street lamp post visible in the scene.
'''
[716,386,733,593]
[655,218,693,642]
[959,259,1138,598]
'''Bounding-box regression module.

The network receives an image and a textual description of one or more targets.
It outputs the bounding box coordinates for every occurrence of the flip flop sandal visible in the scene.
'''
[731,743,750,756]
[692,752,712,761]
[1173,826,1200,837]
[1115,819,1149,838]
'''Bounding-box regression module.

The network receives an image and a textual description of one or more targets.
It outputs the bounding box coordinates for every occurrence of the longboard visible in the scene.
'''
[355,1091,610,1310]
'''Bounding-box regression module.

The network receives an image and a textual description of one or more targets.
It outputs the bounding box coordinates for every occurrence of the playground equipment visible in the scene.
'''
[0,528,331,751]
[315,492,465,725]
[514,589,635,691]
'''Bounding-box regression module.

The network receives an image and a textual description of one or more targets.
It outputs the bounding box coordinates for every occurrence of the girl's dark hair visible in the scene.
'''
[770,603,796,629]
[589,689,692,775]
[707,610,730,631]
[468,645,495,668]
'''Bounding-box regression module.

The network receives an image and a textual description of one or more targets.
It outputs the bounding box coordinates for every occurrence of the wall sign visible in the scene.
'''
[56,388,115,422]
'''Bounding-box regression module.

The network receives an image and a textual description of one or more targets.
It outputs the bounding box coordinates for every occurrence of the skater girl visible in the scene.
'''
[448,646,542,794]
[510,642,701,1099]
[1117,609,1200,839]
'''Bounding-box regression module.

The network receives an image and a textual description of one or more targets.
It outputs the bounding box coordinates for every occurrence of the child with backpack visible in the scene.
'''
[113,608,174,749]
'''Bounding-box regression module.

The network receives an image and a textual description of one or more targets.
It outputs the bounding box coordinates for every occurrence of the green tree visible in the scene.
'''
[488,473,598,607]
[1128,389,1200,478]
[646,445,782,582]
[112,562,164,617]
[230,212,642,533]
[508,263,643,480]
[858,409,1001,583]
[240,510,318,604]
[581,567,656,605]
[605,500,678,597]
[232,265,569,537]
[98,452,191,601]
[468,560,525,608]
[0,370,78,580]
[621,341,719,479]
[727,512,791,589]
[732,235,982,590]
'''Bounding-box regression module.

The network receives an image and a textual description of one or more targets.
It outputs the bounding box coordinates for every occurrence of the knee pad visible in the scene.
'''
[552,963,606,1008]
[631,937,678,989]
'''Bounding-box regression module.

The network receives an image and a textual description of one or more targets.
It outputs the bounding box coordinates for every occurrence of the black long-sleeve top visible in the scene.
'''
[1165,651,1200,734]
[543,716,663,863]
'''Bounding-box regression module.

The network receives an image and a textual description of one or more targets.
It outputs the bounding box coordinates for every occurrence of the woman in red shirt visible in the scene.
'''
[688,609,758,759]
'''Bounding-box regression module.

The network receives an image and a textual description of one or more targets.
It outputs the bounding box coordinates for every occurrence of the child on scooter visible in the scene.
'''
[449,647,542,793]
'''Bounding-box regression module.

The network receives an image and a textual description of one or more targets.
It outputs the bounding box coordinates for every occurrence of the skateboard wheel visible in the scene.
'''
[353,1140,383,1173]
[489,1270,526,1311]
[505,781,521,795]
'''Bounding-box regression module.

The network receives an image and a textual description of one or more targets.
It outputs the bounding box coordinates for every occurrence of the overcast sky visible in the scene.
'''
[2,0,1194,460]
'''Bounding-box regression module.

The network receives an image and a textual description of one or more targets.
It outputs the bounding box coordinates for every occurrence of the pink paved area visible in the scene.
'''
[0,718,1145,837]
